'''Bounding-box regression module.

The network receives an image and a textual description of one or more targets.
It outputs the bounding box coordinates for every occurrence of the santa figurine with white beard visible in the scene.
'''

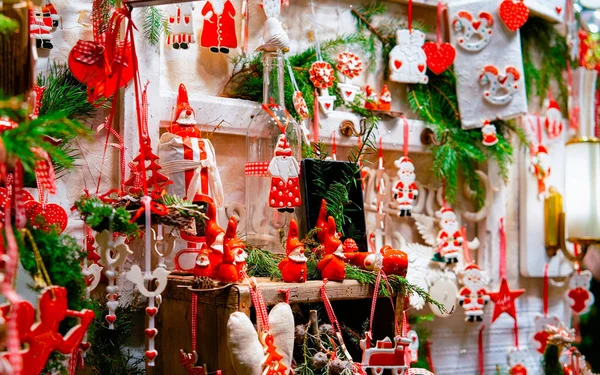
[481,120,499,146]
[378,85,392,111]
[529,145,551,200]
[268,134,301,213]
[436,207,463,264]
[278,219,308,283]
[392,156,419,217]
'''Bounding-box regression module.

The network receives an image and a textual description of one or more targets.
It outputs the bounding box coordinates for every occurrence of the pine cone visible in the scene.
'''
[312,352,328,369]
[329,358,347,374]
[192,276,215,290]
[294,324,307,345]
[319,323,335,337]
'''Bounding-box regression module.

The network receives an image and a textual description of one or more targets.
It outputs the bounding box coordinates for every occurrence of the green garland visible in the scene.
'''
[520,16,570,111]
[407,69,527,206]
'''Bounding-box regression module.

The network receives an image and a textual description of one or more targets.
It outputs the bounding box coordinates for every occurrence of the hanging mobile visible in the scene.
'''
[423,2,456,75]
[336,51,363,102]
[389,0,428,84]
[392,117,418,217]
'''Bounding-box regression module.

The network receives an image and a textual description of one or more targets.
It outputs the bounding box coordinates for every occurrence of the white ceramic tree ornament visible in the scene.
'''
[96,230,133,329]
[479,65,522,105]
[452,11,494,52]
[565,270,595,315]
[389,29,428,84]
[457,264,490,322]
[309,61,336,114]
[336,51,363,102]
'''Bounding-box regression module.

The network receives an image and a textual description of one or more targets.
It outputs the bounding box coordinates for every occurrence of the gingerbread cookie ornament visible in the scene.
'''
[452,11,494,52]
[479,65,521,106]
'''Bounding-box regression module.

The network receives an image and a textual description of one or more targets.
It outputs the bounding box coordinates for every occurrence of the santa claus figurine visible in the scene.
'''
[224,217,247,281]
[378,85,392,111]
[364,85,378,110]
[30,6,54,49]
[529,144,551,200]
[436,207,463,264]
[166,4,195,50]
[457,264,490,322]
[392,156,419,217]
[278,219,308,283]
[317,217,347,281]
[481,120,499,146]
[214,244,239,283]
[193,245,213,278]
[201,0,238,54]
[544,98,563,139]
[268,134,301,213]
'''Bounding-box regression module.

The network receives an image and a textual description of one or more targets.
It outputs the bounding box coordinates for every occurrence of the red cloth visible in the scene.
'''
[201,0,237,49]
[269,177,301,208]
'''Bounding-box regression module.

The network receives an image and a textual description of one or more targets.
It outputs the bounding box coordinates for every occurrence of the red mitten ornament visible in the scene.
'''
[278,219,308,283]
[565,270,594,315]
[499,0,529,32]
[24,201,68,233]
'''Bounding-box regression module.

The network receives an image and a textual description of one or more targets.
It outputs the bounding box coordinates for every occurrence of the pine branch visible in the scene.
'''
[0,14,19,35]
[144,6,167,46]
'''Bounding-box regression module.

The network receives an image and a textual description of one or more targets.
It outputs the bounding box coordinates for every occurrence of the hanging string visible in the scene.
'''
[435,2,443,44]
[285,58,301,92]
[401,115,410,158]
[313,89,320,142]
[320,280,353,360]
[310,0,322,61]
[331,131,337,160]
[513,319,519,348]
[478,325,485,375]
[407,0,413,33]
[543,263,549,316]
[499,218,507,280]
[424,342,435,373]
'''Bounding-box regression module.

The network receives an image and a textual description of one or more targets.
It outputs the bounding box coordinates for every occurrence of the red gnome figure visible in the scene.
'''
[279,219,308,283]
[0,286,95,375]
[364,85,378,110]
[380,246,409,277]
[344,239,378,272]
[315,199,329,244]
[317,217,346,281]
[378,85,392,111]
[193,245,213,278]
[224,217,247,281]
[204,203,225,278]
[214,244,239,283]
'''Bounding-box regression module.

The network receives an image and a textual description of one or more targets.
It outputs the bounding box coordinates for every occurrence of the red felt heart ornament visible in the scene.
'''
[80,342,91,351]
[423,42,456,75]
[24,200,68,233]
[499,0,529,32]
[0,187,34,225]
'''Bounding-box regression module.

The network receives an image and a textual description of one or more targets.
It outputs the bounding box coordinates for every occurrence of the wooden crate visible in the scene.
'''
[154,275,401,374]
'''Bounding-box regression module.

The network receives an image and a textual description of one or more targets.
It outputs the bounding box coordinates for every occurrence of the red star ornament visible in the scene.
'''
[488,278,524,322]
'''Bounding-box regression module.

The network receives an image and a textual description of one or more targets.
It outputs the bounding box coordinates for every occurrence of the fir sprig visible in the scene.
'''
[0,14,19,35]
[74,195,141,237]
[520,16,570,111]
[143,6,170,47]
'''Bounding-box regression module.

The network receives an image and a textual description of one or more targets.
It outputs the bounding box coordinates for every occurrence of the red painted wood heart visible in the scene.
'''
[105,315,117,324]
[394,60,402,69]
[80,342,91,351]
[423,42,456,75]
[24,200,68,233]
[145,350,158,361]
[555,6,562,14]
[146,306,158,317]
[145,328,158,339]
[325,102,331,109]
[472,21,482,30]
[418,64,425,73]
[499,0,529,32]
[345,91,352,97]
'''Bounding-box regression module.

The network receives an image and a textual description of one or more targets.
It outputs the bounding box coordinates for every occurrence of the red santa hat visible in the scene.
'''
[440,207,456,220]
[322,216,342,254]
[365,85,376,98]
[224,217,245,251]
[174,83,195,122]
[316,199,329,243]
[275,134,292,156]
[205,203,225,248]
[464,263,480,271]
[546,99,560,112]
[537,145,548,155]
[379,85,391,99]
[286,219,303,256]
[395,156,414,170]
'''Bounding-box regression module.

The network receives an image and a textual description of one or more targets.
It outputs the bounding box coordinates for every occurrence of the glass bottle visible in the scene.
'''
[245,51,302,252]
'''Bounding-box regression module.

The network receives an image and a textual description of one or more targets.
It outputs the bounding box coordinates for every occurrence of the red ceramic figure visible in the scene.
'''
[278,219,308,283]
[315,199,329,243]
[0,286,95,375]
[193,245,213,278]
[214,244,239,283]
[224,217,247,281]
[204,203,225,278]
[200,0,238,54]
[317,217,346,281]
[379,246,409,277]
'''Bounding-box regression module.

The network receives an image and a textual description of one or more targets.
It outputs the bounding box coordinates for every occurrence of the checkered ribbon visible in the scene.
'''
[32,147,56,195]
[72,40,105,65]
[244,162,270,177]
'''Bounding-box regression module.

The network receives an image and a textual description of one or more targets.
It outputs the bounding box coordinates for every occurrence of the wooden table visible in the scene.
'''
[154,275,401,374]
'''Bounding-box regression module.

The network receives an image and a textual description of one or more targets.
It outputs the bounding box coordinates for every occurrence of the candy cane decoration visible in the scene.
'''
[125,197,171,366]
[96,230,132,329]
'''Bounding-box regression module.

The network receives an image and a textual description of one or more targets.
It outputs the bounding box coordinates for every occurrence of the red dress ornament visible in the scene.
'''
[224,217,247,281]
[278,219,308,283]
[0,287,95,375]
[201,0,238,53]
[268,134,301,213]
[317,217,346,281]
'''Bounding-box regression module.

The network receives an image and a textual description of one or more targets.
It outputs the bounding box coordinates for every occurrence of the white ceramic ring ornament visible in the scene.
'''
[428,278,459,318]
[453,11,494,52]
[479,65,521,106]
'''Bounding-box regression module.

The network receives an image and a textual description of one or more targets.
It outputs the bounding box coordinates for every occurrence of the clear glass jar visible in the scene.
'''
[245,51,302,252]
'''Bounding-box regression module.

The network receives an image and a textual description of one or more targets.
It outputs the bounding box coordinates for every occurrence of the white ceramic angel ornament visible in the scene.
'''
[389,29,428,84]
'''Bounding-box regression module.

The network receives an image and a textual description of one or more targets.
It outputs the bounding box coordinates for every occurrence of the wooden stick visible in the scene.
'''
[350,6,386,44]
[309,310,321,348]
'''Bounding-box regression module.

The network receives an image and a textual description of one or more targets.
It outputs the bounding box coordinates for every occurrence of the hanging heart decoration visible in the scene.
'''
[498,0,529,32]
[24,201,68,233]
[423,42,456,75]
[0,188,34,225]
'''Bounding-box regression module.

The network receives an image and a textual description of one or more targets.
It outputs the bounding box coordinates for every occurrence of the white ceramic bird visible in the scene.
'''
[256,17,290,52]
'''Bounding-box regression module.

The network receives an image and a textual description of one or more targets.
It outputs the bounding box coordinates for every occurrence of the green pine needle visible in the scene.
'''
[144,6,168,47]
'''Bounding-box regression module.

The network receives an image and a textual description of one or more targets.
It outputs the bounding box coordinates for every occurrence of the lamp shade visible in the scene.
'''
[565,139,600,240]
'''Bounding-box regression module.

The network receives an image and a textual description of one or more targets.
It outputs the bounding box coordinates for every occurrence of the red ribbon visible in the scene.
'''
[461,227,472,264]
[436,2,444,45]
[543,263,549,316]
[72,40,105,65]
[499,218,507,280]
[313,89,320,143]
[401,115,410,158]
[320,279,342,335]
[407,0,413,32]
[331,131,337,160]
[478,325,485,375]
[424,341,435,373]
[130,200,169,223]
[191,293,198,351]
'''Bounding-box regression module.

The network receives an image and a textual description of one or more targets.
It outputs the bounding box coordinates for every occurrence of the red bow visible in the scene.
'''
[72,40,105,65]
